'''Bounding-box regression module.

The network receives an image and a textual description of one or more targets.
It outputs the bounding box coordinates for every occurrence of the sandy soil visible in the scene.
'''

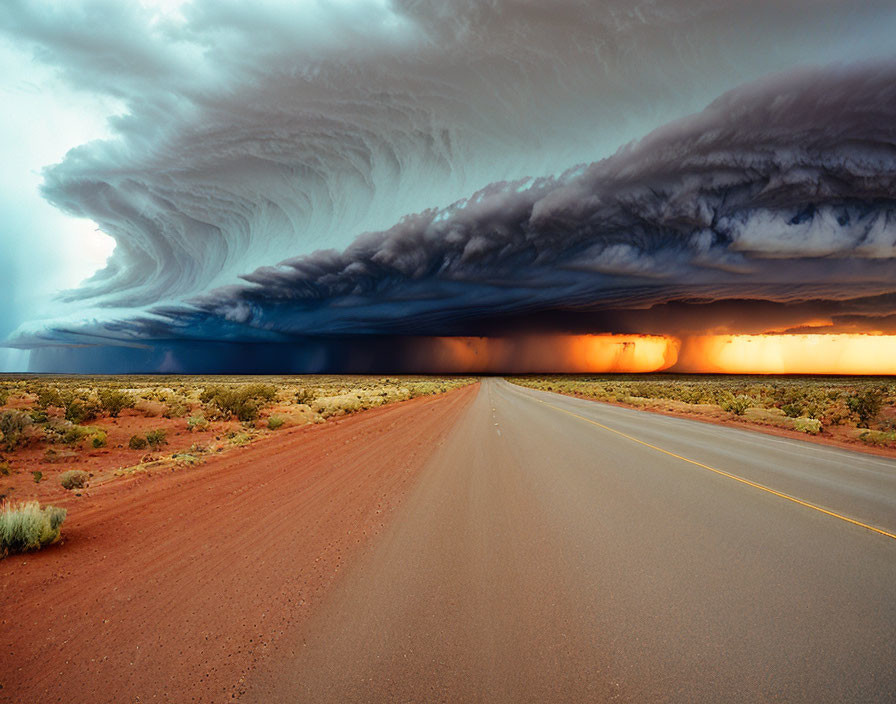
[0,405,250,505]
[0,383,477,703]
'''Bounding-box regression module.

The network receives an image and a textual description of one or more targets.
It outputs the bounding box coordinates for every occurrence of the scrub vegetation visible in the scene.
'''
[0,500,66,557]
[0,375,474,505]
[509,375,896,451]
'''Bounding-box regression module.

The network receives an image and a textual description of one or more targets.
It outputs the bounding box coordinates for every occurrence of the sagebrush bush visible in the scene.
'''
[64,397,100,424]
[295,388,316,405]
[267,415,285,430]
[200,384,277,421]
[720,395,751,416]
[98,389,135,417]
[0,501,67,557]
[794,417,822,434]
[145,429,167,449]
[128,434,148,450]
[59,469,88,490]
[847,389,884,428]
[0,410,33,450]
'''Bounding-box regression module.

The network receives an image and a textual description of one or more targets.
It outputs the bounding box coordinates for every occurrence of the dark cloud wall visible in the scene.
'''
[3,0,892,309]
[14,61,896,372]
[4,1,896,372]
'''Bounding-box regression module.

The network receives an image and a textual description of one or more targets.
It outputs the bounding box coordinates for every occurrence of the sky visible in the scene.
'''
[1,0,896,373]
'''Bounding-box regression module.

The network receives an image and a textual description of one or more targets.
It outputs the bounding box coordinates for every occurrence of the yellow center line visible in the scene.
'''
[535,396,896,541]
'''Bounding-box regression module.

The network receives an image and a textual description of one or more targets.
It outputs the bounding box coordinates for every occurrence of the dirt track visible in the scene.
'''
[0,384,477,703]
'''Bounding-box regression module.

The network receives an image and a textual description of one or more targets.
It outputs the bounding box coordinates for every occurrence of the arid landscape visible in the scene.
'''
[508,375,896,457]
[0,376,476,701]
[3,2,896,701]
[1,375,894,702]
[0,375,473,506]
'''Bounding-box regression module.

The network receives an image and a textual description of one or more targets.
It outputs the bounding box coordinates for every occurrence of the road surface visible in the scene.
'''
[247,377,896,703]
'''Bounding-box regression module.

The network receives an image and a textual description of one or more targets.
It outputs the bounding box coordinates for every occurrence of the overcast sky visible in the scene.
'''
[1,0,895,372]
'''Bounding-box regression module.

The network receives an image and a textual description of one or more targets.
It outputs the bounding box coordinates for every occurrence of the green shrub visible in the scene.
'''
[98,389,135,417]
[0,461,10,476]
[145,429,168,449]
[847,389,884,428]
[781,401,804,418]
[35,385,67,409]
[64,398,99,424]
[59,469,88,490]
[91,431,108,448]
[0,388,8,406]
[858,429,896,446]
[128,434,148,450]
[720,395,751,416]
[295,388,316,405]
[267,415,285,430]
[201,384,278,422]
[794,417,822,435]
[0,410,33,450]
[61,425,103,447]
[187,414,209,432]
[0,501,67,557]
[32,471,42,483]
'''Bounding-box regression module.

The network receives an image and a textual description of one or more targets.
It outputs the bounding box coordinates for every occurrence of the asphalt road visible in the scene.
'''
[247,377,896,703]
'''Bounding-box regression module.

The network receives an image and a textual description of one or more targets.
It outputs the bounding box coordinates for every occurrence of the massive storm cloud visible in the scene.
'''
[3,1,896,372]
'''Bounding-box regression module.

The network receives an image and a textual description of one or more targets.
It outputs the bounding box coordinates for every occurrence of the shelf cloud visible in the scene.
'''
[3,1,896,371]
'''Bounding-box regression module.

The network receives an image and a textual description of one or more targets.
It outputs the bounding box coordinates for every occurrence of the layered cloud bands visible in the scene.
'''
[9,28,896,371]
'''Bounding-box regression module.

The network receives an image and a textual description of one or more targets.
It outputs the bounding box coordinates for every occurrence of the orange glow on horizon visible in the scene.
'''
[409,332,896,374]
[676,334,896,375]
[411,334,679,373]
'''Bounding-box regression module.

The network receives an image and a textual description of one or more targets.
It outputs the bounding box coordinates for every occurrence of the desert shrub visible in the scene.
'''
[781,401,804,418]
[145,429,168,449]
[243,383,278,402]
[295,388,316,405]
[847,389,884,428]
[0,461,9,476]
[0,388,8,406]
[267,415,285,430]
[64,398,99,424]
[128,434,148,450]
[720,395,751,416]
[187,414,209,432]
[0,501,67,557]
[35,385,67,409]
[29,407,48,423]
[794,417,822,435]
[59,470,88,490]
[32,471,42,483]
[858,429,896,446]
[98,389,135,417]
[228,431,251,446]
[200,385,275,422]
[0,410,33,450]
[91,430,108,448]
[61,425,102,447]
[163,400,190,418]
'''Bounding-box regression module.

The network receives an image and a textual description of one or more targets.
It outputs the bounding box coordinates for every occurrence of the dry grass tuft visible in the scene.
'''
[0,501,66,557]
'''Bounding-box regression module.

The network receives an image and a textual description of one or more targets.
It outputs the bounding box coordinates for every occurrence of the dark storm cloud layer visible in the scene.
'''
[4,0,893,309]
[13,60,896,372]
[157,63,896,340]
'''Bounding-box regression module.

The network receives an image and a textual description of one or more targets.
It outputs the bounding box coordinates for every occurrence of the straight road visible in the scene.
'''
[247,378,896,703]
